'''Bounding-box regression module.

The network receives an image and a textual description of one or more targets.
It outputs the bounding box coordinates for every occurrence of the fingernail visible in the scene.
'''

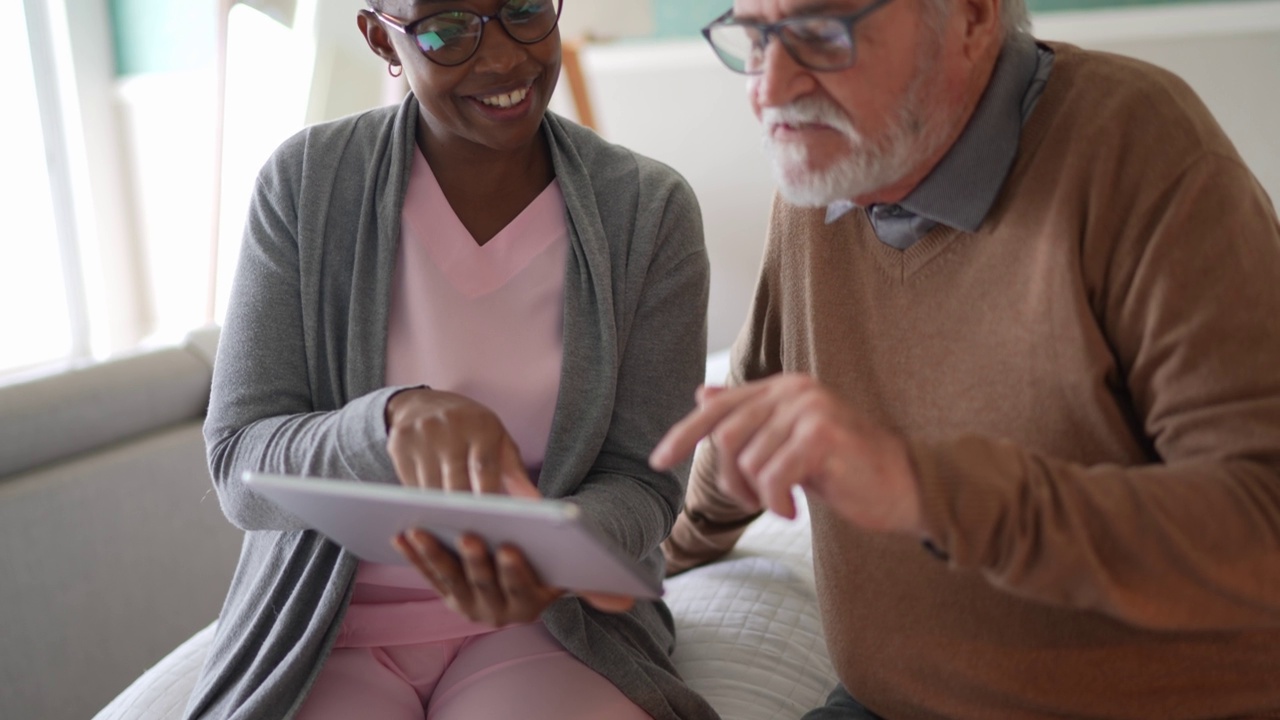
[649,446,669,469]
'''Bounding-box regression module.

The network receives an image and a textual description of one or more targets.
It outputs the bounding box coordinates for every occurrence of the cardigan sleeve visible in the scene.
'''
[203,133,401,532]
[915,150,1280,631]
[564,167,712,565]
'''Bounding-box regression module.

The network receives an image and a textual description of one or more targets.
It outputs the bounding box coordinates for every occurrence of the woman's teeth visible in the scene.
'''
[479,87,529,109]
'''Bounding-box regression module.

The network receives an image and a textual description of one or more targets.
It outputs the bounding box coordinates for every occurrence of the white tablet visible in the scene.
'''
[242,471,662,599]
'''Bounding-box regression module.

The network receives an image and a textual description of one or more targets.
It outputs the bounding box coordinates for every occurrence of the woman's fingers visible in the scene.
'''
[471,435,530,496]
[394,530,470,608]
[469,442,504,495]
[396,532,560,626]
[383,388,527,495]
[441,445,472,492]
[395,532,639,625]
[457,534,504,623]
[579,591,636,613]
[500,440,539,499]
[496,545,561,623]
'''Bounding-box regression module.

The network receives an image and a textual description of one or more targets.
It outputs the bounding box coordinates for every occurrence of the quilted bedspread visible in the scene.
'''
[665,495,836,719]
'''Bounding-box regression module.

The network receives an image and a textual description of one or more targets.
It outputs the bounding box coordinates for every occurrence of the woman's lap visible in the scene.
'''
[295,622,651,720]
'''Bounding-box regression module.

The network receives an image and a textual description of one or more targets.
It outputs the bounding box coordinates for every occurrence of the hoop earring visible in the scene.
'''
[388,63,403,78]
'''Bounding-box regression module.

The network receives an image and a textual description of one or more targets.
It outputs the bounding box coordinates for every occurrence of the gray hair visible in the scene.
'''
[921,0,1031,38]
[1001,0,1031,36]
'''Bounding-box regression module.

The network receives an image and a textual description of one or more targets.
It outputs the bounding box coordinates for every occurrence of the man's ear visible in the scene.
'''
[957,0,1002,59]
[357,9,399,65]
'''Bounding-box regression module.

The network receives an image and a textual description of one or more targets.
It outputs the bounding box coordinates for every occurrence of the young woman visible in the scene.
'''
[183,1,716,718]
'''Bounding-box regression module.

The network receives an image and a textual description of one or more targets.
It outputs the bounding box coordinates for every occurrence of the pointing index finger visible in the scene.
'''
[649,384,758,470]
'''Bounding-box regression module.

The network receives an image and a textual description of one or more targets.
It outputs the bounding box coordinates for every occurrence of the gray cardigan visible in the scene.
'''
[186,96,716,720]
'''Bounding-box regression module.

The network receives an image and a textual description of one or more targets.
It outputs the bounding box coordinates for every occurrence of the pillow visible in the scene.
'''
[666,496,838,719]
[93,622,214,720]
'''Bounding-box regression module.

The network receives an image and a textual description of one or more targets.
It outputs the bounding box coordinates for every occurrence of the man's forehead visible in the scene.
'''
[394,0,496,11]
[732,0,868,21]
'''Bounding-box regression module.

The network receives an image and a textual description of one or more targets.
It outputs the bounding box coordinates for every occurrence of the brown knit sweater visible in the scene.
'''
[664,43,1280,719]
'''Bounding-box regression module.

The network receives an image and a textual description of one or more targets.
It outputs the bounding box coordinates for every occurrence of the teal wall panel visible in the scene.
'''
[109,0,217,76]
[653,0,725,37]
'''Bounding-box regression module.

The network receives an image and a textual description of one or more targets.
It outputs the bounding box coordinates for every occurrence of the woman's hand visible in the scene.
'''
[385,392,635,624]
[392,465,636,626]
[393,530,563,626]
[385,388,529,493]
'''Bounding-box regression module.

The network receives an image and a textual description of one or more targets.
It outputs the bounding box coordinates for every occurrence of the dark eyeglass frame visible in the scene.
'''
[371,0,564,67]
[701,0,895,75]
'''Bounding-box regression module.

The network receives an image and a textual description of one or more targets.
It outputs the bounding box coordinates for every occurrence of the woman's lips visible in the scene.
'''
[468,82,536,119]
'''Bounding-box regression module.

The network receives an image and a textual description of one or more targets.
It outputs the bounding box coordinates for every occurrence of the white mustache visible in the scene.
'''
[761,97,858,139]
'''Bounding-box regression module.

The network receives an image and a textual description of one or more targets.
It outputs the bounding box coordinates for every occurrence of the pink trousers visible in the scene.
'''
[294,564,652,720]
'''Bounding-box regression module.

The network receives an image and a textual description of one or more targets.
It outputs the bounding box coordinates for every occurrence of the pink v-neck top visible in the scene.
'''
[386,149,568,471]
[349,149,568,631]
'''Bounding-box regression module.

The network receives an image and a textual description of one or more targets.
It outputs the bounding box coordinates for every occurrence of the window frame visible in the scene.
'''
[2,0,151,386]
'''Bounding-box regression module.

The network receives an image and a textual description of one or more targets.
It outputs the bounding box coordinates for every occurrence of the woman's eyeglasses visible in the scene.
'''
[701,0,895,75]
[372,0,563,67]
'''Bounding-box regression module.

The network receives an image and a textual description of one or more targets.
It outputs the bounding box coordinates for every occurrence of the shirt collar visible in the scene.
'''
[826,35,1041,230]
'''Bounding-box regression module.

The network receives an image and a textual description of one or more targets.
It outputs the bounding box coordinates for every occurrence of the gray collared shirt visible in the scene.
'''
[827,36,1055,250]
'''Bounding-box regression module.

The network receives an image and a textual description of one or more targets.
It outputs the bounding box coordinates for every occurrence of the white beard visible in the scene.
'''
[760,45,954,208]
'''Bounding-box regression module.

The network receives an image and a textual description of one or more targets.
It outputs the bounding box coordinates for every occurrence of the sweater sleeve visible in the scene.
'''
[915,151,1280,631]
[204,137,400,533]
[663,440,765,575]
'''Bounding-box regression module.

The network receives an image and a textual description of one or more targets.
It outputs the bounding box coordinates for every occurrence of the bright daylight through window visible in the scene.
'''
[0,1,75,376]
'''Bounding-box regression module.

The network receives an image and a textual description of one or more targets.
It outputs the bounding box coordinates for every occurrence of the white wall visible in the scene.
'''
[573,0,1280,352]
[568,41,768,352]
[558,0,654,40]
[1032,1,1280,200]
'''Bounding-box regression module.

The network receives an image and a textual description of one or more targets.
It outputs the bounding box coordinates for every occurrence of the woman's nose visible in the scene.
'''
[471,19,528,75]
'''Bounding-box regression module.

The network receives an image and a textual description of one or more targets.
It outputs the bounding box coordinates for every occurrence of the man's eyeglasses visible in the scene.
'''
[702,0,895,75]
[372,0,563,67]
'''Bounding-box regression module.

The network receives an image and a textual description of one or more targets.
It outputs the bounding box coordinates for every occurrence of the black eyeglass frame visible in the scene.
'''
[371,0,564,68]
[701,0,895,75]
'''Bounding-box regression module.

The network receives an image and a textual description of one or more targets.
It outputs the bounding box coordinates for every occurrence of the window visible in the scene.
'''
[1,0,175,385]
[0,0,395,384]
[0,0,85,377]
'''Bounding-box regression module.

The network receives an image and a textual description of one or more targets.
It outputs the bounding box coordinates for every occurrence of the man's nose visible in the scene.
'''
[751,37,815,109]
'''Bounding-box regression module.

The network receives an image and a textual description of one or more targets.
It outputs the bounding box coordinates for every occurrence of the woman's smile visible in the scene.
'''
[466,79,537,120]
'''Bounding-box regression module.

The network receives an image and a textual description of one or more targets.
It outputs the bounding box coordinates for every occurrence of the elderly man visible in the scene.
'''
[650,0,1280,717]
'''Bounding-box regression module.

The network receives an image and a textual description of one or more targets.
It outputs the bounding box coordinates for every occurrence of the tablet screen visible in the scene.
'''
[243,472,662,598]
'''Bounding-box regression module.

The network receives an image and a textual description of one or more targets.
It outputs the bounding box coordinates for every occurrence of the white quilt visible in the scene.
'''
[666,495,836,719]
